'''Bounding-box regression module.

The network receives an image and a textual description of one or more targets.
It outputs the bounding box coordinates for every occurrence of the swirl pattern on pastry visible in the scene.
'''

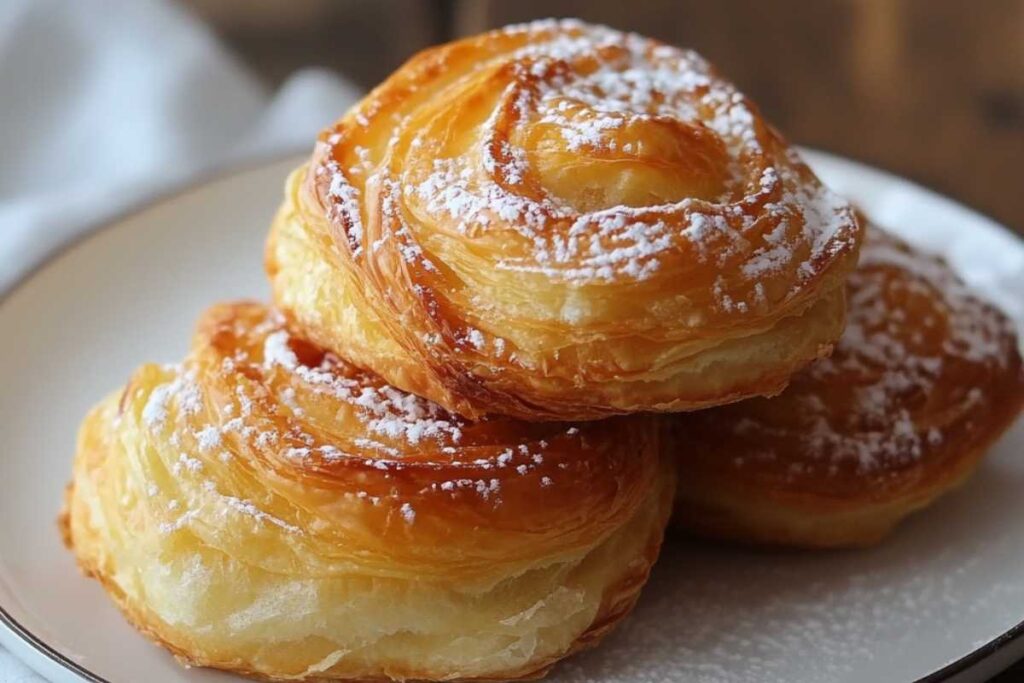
[667,227,1024,548]
[266,18,862,420]
[62,302,673,681]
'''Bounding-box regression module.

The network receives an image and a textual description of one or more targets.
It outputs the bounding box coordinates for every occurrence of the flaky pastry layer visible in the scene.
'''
[668,227,1024,548]
[266,19,862,420]
[63,302,673,681]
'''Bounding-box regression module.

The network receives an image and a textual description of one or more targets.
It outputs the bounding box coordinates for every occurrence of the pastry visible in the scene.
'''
[62,302,673,681]
[668,227,1024,548]
[266,18,863,421]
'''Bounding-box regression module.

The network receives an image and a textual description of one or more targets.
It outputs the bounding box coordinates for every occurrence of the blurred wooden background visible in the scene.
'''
[183,0,1024,236]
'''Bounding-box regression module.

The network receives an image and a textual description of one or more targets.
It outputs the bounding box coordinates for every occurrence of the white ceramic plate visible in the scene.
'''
[1,151,1022,683]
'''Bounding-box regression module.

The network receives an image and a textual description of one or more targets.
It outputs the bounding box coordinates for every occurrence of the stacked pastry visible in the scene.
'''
[62,19,1024,682]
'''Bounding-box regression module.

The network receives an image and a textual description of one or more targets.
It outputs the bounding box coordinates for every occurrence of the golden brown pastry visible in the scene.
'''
[62,302,673,681]
[668,227,1024,548]
[266,18,863,421]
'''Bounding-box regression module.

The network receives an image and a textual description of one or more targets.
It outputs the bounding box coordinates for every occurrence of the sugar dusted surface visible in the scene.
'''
[316,17,859,312]
[670,225,1022,496]
[138,305,613,538]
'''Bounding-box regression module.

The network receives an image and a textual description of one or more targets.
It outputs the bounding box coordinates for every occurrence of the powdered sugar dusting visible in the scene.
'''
[142,370,201,430]
[314,17,858,324]
[220,495,303,535]
[686,228,1020,476]
[141,305,589,538]
[399,502,416,524]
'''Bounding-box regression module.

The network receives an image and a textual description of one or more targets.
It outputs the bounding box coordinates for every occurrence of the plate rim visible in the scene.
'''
[0,147,1021,683]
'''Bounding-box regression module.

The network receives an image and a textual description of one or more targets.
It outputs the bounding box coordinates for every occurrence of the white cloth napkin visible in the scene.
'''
[0,0,360,679]
[0,0,361,294]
